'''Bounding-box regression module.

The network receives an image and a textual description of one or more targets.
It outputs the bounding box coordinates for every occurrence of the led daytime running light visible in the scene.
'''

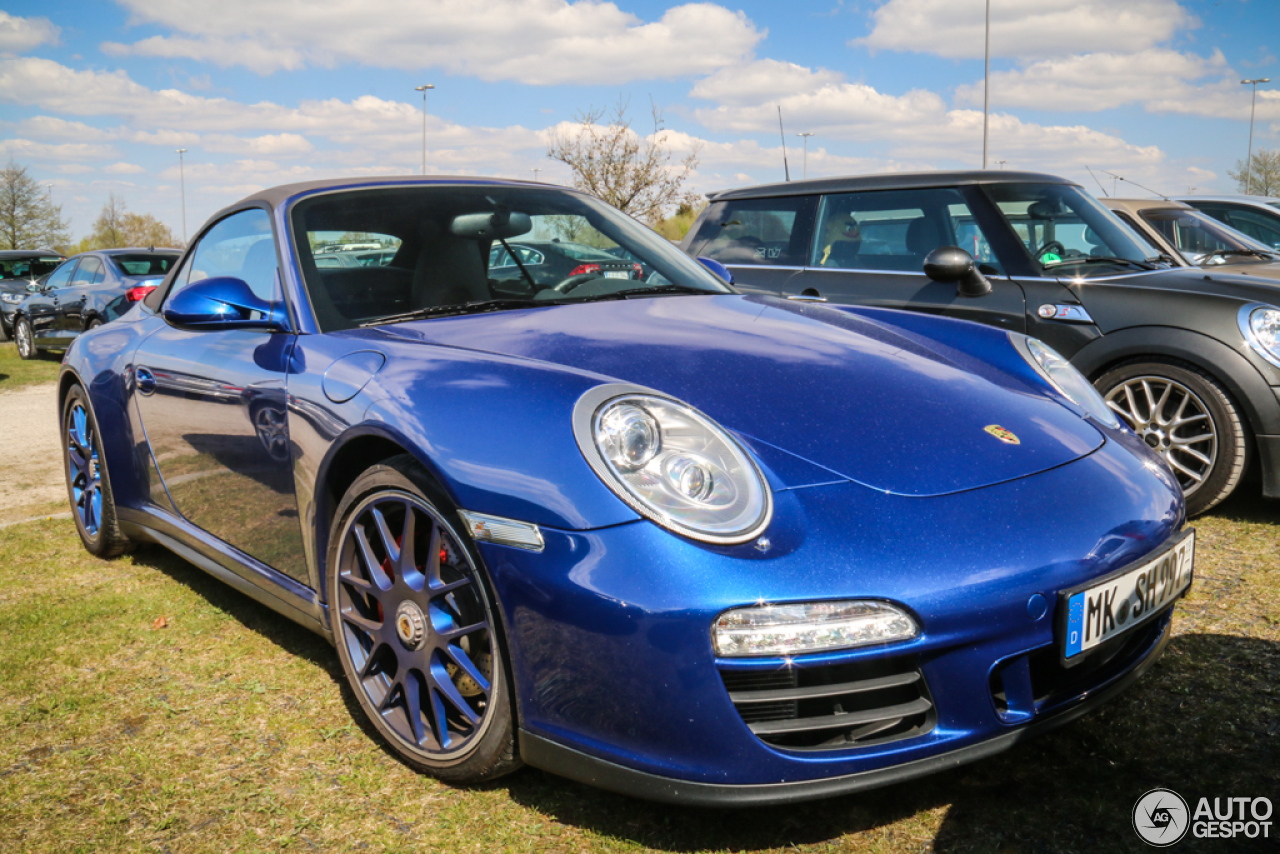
[713,600,919,657]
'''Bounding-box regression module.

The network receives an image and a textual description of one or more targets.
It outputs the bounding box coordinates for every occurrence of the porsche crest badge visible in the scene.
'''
[984,425,1020,445]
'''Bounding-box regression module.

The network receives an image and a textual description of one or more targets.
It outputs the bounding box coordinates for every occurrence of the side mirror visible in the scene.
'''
[696,256,734,285]
[923,246,992,298]
[163,277,288,331]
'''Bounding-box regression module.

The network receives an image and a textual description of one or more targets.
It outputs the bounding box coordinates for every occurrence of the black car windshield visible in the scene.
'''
[290,185,733,331]
[111,253,181,277]
[0,256,63,280]
[984,183,1164,277]
[1138,208,1277,264]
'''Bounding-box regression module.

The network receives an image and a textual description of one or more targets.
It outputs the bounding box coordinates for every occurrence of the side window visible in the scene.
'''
[686,196,817,266]
[169,208,279,304]
[43,259,78,290]
[812,188,1004,274]
[1222,208,1280,249]
[70,256,103,286]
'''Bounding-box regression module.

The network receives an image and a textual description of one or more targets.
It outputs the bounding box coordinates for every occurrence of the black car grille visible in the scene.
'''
[719,656,934,751]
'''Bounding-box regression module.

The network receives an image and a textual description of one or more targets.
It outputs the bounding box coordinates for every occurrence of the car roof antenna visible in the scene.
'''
[1103,171,1169,201]
[777,106,791,182]
[1085,166,1109,197]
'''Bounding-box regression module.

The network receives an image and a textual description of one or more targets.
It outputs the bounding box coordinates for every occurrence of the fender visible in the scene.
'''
[1069,325,1280,437]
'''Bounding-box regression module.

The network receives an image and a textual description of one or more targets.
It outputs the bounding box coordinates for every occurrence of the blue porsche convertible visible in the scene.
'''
[58,177,1192,805]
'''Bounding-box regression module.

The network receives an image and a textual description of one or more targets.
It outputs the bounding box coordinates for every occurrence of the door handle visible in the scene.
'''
[135,367,157,395]
[786,292,827,302]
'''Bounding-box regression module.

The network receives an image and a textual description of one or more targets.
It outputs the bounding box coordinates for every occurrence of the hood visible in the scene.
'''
[375,295,1103,497]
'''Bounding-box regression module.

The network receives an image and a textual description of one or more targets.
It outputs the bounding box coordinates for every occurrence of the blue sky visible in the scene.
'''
[2,0,1278,242]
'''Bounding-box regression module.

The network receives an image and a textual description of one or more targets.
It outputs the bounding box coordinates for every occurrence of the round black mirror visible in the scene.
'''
[923,246,991,297]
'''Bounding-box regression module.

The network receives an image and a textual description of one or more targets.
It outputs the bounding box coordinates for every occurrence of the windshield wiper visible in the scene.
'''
[359,298,540,327]
[1198,247,1277,261]
[1045,256,1155,271]
[616,284,713,298]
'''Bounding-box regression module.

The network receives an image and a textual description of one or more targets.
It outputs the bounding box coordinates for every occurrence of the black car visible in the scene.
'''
[0,249,65,339]
[488,239,642,291]
[13,248,180,359]
[682,170,1280,515]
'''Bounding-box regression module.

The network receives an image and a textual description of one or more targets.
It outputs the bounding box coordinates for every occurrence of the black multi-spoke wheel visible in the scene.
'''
[326,456,519,781]
[251,403,290,462]
[15,316,36,360]
[62,386,132,556]
[1096,361,1246,516]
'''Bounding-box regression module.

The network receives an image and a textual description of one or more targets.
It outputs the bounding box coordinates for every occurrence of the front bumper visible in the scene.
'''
[475,429,1186,803]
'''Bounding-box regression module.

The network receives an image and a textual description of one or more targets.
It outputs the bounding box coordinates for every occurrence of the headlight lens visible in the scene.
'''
[574,386,771,544]
[0,293,22,304]
[1241,304,1280,369]
[1012,334,1121,428]
[713,600,919,657]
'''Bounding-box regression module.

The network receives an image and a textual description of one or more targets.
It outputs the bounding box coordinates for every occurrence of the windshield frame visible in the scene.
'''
[287,183,734,332]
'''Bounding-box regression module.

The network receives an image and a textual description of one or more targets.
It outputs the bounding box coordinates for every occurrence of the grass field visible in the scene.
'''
[0,340,61,392]
[0,490,1277,853]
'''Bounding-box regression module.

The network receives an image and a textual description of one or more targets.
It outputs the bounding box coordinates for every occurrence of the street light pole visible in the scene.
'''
[1243,78,1270,195]
[415,84,435,175]
[530,167,541,182]
[982,0,991,169]
[175,148,187,242]
[796,132,815,178]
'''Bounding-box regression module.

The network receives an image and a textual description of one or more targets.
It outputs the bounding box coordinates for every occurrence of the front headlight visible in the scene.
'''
[0,293,22,304]
[573,384,772,544]
[1011,334,1120,429]
[1239,304,1280,369]
[713,600,919,657]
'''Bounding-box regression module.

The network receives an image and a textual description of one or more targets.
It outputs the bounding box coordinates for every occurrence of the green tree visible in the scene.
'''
[0,159,72,251]
[1228,148,1280,195]
[84,193,182,249]
[547,98,700,224]
[653,201,707,242]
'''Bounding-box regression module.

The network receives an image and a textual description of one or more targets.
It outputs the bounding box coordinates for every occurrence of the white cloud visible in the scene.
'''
[0,138,117,162]
[105,0,763,84]
[0,12,59,55]
[131,129,201,147]
[201,133,315,156]
[855,0,1195,60]
[954,49,1232,112]
[9,115,117,141]
[104,162,146,174]
[690,60,843,106]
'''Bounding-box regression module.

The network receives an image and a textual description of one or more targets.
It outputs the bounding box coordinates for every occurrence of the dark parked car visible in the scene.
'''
[1175,194,1280,249]
[55,176,1189,805]
[13,248,180,359]
[682,170,1280,515]
[488,239,642,290]
[0,249,65,339]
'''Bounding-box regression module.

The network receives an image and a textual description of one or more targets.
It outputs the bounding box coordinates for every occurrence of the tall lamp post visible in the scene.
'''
[982,0,991,169]
[1243,78,1270,195]
[796,132,815,179]
[175,148,187,242]
[415,84,435,175]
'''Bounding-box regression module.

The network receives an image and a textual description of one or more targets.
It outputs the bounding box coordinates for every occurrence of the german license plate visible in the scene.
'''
[604,271,629,279]
[1061,530,1194,661]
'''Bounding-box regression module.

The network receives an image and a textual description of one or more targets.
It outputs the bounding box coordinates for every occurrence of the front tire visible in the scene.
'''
[326,455,520,783]
[1096,360,1246,516]
[14,316,36,360]
[62,385,133,557]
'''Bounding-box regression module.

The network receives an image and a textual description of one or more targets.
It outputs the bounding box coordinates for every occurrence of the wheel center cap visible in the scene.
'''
[394,601,427,650]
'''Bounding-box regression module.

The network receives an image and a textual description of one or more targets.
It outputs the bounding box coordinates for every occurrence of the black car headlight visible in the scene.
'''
[573,384,772,544]
[1011,334,1121,429]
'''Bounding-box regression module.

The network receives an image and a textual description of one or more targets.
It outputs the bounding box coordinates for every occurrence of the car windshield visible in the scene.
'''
[1138,208,1277,264]
[983,183,1164,277]
[0,256,62,280]
[290,185,733,331]
[111,253,181,277]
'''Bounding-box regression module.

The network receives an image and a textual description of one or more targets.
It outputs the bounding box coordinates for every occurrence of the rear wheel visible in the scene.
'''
[14,316,36,360]
[326,455,520,782]
[1096,361,1246,516]
[62,386,133,557]
[86,317,103,331]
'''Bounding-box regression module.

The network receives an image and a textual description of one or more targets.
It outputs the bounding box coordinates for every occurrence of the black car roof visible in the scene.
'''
[705,170,1077,201]
[236,176,548,209]
[0,249,63,258]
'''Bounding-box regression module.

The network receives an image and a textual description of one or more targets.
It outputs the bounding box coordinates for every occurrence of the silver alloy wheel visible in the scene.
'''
[1104,375,1217,495]
[15,318,32,358]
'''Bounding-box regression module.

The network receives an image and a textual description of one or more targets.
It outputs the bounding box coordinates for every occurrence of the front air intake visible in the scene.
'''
[719,656,934,751]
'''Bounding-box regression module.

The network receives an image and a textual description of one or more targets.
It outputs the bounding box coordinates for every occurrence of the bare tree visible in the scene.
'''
[547,98,700,224]
[76,194,181,251]
[0,159,71,250]
[91,193,128,248]
[1228,148,1280,196]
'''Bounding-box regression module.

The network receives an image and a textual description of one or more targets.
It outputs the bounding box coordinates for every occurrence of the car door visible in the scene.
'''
[683,195,817,296]
[780,186,1029,332]
[27,257,77,343]
[132,207,309,583]
[58,254,105,338]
